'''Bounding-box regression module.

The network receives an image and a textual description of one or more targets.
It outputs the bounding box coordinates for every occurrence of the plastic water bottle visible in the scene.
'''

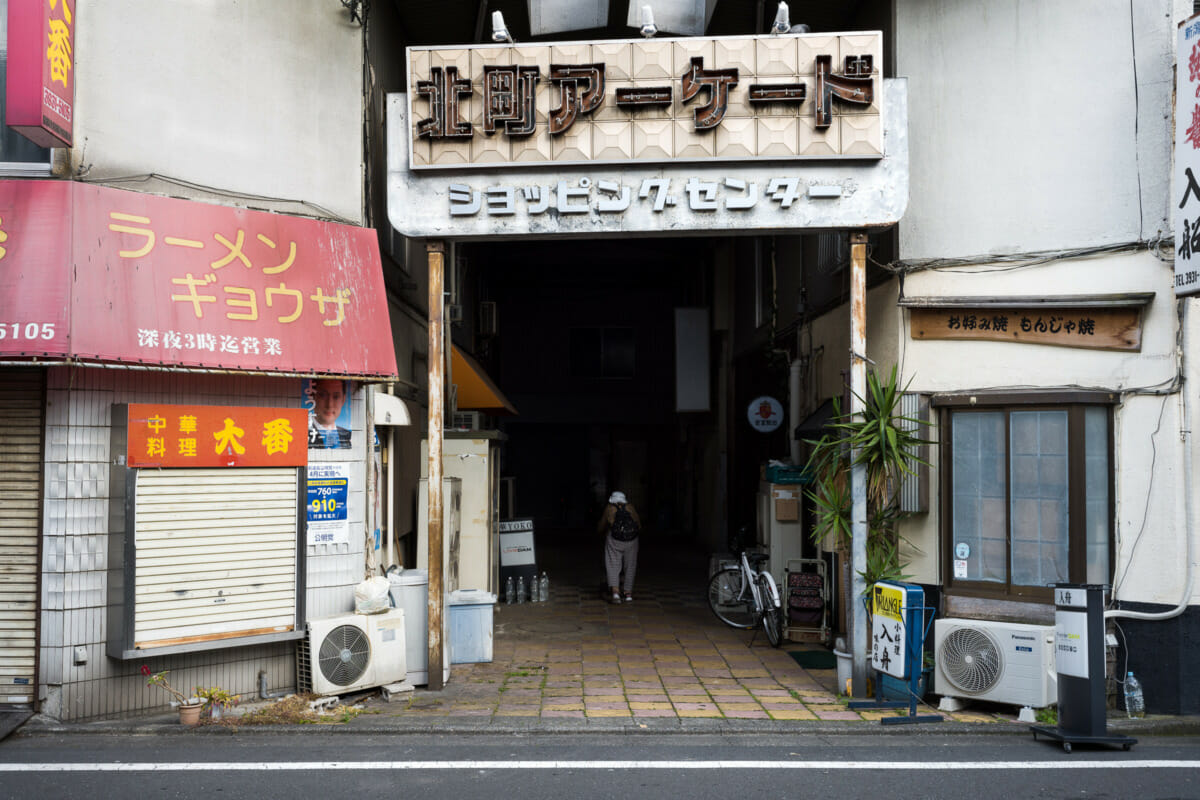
[516,576,526,604]
[539,572,549,602]
[528,574,539,603]
[505,576,515,605]
[1124,672,1145,719]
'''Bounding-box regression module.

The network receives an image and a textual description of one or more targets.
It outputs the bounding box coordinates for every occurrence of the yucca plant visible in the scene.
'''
[803,366,932,590]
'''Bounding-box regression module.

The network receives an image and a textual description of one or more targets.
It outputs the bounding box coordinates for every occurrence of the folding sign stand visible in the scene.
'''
[848,582,942,725]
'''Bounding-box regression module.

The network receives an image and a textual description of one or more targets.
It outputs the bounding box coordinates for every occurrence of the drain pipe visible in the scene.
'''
[1106,301,1195,622]
[258,669,289,700]
[788,358,802,465]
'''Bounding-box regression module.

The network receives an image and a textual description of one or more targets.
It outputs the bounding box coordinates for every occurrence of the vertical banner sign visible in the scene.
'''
[1176,15,1200,297]
[5,0,75,147]
[1054,586,1089,679]
[871,582,907,679]
[307,463,350,546]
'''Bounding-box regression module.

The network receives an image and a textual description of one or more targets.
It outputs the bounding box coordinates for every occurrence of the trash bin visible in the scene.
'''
[448,589,496,664]
[387,569,448,685]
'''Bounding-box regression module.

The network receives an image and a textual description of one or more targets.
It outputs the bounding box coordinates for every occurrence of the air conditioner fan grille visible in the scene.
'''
[940,626,1002,693]
[318,623,371,687]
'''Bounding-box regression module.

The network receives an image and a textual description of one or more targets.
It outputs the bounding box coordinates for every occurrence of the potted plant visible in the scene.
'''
[141,665,202,726]
[803,365,931,589]
[194,685,239,720]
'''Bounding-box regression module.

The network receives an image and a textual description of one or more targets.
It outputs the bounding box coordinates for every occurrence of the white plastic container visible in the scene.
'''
[448,589,496,664]
[387,569,448,685]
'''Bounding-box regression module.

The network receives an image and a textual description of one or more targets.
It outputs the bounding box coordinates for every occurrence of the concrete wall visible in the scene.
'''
[889,0,1193,612]
[40,367,367,720]
[71,0,365,223]
[895,0,1173,259]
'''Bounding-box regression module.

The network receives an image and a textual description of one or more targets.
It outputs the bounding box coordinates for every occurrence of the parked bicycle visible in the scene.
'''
[707,547,785,647]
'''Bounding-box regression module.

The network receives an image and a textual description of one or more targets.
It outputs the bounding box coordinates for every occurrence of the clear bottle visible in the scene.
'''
[516,575,526,604]
[528,574,538,603]
[539,572,549,602]
[505,575,515,605]
[1124,671,1145,719]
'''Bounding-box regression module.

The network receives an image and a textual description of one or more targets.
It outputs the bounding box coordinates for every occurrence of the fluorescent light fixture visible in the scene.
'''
[491,10,513,43]
[640,5,657,38]
[770,2,789,34]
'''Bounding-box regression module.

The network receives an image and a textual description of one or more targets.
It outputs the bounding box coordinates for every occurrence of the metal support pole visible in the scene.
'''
[849,230,869,697]
[365,385,378,578]
[426,241,446,690]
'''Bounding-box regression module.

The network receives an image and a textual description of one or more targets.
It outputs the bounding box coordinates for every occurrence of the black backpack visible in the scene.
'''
[610,504,640,541]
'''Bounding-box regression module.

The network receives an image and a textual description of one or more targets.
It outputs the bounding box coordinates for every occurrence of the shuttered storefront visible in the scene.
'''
[132,467,299,649]
[0,370,43,705]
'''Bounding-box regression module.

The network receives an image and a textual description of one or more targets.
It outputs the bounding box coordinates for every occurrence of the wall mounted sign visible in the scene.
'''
[1176,14,1200,296]
[909,306,1144,351]
[306,463,350,546]
[5,0,75,147]
[406,31,882,170]
[387,83,908,239]
[747,395,783,432]
[125,403,308,468]
[0,180,397,377]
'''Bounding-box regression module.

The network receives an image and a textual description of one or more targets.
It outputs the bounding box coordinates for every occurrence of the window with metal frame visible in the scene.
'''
[938,395,1112,601]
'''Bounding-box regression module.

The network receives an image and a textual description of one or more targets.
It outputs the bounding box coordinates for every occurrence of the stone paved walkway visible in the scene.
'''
[374,534,1000,725]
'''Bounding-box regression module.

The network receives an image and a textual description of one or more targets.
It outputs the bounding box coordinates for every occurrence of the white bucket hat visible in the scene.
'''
[608,491,627,504]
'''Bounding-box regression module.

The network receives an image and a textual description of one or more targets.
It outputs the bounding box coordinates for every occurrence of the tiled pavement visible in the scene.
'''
[374,533,1001,726]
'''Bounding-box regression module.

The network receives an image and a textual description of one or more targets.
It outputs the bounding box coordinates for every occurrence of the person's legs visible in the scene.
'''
[603,535,623,602]
[621,539,638,597]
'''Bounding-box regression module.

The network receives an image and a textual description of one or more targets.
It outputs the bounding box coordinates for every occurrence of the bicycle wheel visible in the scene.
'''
[755,573,784,648]
[708,568,757,629]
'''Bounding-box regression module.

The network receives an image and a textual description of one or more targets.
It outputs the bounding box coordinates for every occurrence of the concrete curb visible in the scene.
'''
[15,712,1198,739]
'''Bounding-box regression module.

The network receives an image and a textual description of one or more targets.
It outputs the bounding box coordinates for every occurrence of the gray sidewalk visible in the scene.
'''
[11,534,1200,739]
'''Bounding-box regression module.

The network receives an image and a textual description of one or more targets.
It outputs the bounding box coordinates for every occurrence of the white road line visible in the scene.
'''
[0,760,1195,772]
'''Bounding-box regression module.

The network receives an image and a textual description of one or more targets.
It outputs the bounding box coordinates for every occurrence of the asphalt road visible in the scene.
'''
[1,731,1196,799]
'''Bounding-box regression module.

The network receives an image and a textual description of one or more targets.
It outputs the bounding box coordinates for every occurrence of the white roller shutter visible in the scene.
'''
[0,370,42,705]
[133,467,298,649]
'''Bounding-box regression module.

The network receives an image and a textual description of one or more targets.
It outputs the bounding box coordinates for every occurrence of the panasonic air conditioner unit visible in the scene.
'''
[298,609,407,696]
[934,618,1057,709]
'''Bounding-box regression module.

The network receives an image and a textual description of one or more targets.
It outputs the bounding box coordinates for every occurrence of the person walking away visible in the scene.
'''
[598,491,640,604]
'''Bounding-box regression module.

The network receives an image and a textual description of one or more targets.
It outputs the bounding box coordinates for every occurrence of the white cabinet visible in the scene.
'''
[421,433,504,593]
[756,480,805,587]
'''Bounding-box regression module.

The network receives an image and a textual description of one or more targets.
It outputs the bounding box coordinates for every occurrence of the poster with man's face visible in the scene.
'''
[304,378,352,450]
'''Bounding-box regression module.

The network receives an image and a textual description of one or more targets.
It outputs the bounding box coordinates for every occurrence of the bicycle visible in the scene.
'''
[707,548,785,647]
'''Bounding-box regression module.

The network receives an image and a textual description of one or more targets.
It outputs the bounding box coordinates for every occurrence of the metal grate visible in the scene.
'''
[318,624,372,687]
[940,626,1003,694]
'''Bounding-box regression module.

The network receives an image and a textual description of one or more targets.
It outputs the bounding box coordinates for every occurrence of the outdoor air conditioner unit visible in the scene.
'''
[934,618,1057,708]
[298,609,407,697]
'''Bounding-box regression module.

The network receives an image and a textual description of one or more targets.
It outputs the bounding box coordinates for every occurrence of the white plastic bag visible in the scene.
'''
[354,576,392,614]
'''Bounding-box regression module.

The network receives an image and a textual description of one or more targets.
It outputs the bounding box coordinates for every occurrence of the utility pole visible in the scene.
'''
[849,230,869,697]
[426,240,445,690]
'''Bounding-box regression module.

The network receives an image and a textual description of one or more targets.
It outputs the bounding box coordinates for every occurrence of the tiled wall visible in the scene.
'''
[40,366,367,720]
[409,33,883,167]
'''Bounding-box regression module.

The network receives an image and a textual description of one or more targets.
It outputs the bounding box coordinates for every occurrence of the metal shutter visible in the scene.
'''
[0,371,43,704]
[133,467,298,649]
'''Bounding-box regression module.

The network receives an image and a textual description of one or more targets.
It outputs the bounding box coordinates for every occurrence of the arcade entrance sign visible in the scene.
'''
[388,31,908,239]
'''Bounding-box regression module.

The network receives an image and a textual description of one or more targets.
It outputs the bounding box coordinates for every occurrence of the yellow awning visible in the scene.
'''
[451,345,517,415]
